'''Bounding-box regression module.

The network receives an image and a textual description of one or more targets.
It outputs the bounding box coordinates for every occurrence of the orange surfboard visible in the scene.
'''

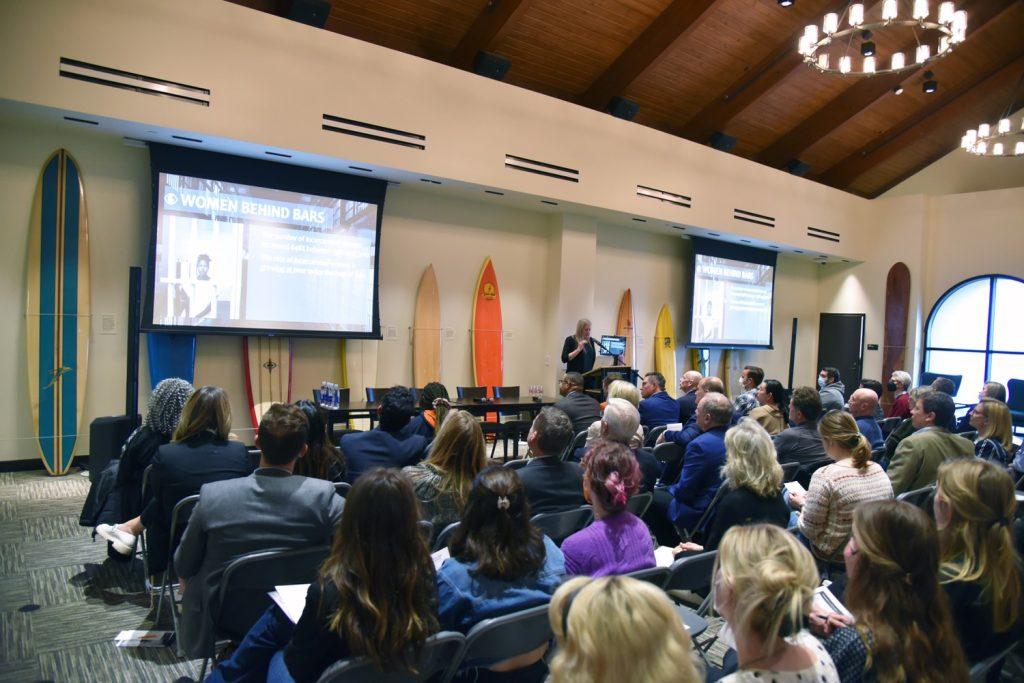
[472,257,503,395]
[615,289,636,369]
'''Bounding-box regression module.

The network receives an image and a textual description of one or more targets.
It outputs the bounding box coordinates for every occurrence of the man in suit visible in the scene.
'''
[553,372,601,434]
[676,371,702,423]
[887,391,973,495]
[598,398,659,492]
[339,386,430,482]
[174,404,345,658]
[658,376,725,448]
[638,372,679,430]
[773,387,827,466]
[849,387,884,451]
[517,407,585,514]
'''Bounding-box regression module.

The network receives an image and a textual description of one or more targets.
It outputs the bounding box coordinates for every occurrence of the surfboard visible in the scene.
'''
[344,338,378,400]
[882,262,911,413]
[413,264,441,388]
[26,149,90,476]
[243,336,293,428]
[615,289,636,370]
[147,333,197,388]
[654,304,676,398]
[472,257,503,395]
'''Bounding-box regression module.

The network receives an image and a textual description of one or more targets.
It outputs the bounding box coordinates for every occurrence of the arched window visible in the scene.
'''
[924,275,1024,403]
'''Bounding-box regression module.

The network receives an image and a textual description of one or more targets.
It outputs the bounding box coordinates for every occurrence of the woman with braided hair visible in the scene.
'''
[561,440,655,576]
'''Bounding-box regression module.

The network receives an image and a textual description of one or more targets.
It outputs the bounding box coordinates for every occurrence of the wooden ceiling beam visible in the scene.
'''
[575,0,721,109]
[816,49,1024,189]
[446,0,534,70]
[756,0,1013,169]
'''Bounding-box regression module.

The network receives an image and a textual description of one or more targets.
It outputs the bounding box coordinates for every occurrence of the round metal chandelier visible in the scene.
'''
[961,114,1024,157]
[798,1,967,76]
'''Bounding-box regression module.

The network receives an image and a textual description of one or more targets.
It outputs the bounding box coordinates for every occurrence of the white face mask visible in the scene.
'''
[739,377,747,388]
[818,377,827,388]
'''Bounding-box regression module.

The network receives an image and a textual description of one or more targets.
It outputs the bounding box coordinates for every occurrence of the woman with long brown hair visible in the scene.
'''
[292,399,345,482]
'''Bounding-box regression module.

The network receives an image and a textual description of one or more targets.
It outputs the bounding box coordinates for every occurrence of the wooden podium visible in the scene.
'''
[582,365,638,400]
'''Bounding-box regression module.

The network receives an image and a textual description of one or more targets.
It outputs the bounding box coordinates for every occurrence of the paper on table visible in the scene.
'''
[431,547,450,570]
[271,583,311,625]
[654,545,677,568]
[784,481,806,496]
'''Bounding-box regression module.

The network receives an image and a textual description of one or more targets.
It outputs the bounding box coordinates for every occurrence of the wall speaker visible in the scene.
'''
[473,51,510,80]
[710,131,737,152]
[606,96,639,121]
[786,159,811,177]
[288,0,331,28]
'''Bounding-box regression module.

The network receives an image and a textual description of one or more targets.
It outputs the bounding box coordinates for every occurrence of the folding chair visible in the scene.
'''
[780,461,800,483]
[626,491,653,518]
[625,565,668,588]
[334,482,351,497]
[652,442,685,485]
[446,603,552,683]
[316,631,465,682]
[458,386,510,458]
[645,425,667,448]
[160,494,200,631]
[562,430,588,462]
[796,456,833,489]
[679,485,726,543]
[531,506,594,545]
[877,417,902,437]
[960,430,978,442]
[492,386,533,460]
[896,484,936,512]
[969,639,1019,683]
[432,522,460,552]
[138,465,159,604]
[504,458,529,470]
[664,550,719,665]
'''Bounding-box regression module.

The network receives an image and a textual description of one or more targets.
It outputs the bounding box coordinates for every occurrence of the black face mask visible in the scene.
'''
[886,381,898,392]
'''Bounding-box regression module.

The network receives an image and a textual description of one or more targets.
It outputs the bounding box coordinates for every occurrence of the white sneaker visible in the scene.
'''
[96,523,138,555]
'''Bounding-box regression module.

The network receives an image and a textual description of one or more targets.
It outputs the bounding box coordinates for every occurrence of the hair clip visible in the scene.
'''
[496,496,511,510]
[996,516,1010,528]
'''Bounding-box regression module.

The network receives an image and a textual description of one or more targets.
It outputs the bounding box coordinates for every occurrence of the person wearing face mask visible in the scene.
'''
[817,367,845,412]
[885,370,912,419]
[733,366,764,418]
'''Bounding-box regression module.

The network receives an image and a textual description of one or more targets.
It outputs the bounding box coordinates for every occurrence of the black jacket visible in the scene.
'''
[561,336,596,374]
[338,428,430,484]
[553,391,602,434]
[517,456,586,514]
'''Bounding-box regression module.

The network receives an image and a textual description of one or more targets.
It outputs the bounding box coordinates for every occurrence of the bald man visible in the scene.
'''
[849,388,884,450]
[676,370,703,423]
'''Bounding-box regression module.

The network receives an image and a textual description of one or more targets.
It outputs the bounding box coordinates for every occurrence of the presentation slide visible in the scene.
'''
[691,253,774,347]
[150,173,378,334]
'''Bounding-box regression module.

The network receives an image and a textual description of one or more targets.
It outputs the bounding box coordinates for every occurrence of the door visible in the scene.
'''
[816,313,865,401]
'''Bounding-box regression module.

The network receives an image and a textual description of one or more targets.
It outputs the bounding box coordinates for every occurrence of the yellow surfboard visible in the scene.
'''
[654,305,677,398]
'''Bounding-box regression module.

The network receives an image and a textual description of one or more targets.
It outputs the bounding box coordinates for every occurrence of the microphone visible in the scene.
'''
[591,338,608,351]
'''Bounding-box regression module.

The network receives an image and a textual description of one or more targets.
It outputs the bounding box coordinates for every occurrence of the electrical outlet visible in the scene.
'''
[443,328,455,342]
[636,335,645,347]
[100,314,117,335]
[504,330,513,341]
[385,326,398,341]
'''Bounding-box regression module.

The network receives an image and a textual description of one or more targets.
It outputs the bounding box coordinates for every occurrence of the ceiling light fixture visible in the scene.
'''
[922,71,938,93]
[961,77,1024,157]
[778,0,795,7]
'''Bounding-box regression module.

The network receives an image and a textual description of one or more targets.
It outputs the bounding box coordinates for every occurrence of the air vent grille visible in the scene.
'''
[59,58,210,106]
[504,155,579,183]
[322,114,426,150]
[636,185,691,208]
[807,226,840,243]
[733,208,775,228]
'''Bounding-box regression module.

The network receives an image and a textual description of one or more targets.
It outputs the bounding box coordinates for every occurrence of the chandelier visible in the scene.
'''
[798,1,967,77]
[960,109,1024,157]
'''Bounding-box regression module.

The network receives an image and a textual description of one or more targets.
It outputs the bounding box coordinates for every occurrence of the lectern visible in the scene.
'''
[582,366,638,400]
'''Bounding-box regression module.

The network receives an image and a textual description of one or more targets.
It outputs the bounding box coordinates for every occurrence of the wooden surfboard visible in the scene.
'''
[472,257,503,395]
[147,333,197,387]
[882,262,911,413]
[654,305,677,398]
[243,336,293,428]
[26,149,90,476]
[615,289,636,370]
[345,338,378,400]
[413,264,441,388]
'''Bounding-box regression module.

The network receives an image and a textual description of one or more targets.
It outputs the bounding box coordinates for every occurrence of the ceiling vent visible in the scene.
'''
[59,57,210,106]
[504,155,579,183]
[733,208,775,228]
[807,226,840,243]
[636,185,691,208]
[322,114,426,150]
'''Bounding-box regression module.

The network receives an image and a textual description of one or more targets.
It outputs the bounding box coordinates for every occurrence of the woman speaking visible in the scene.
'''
[562,318,597,373]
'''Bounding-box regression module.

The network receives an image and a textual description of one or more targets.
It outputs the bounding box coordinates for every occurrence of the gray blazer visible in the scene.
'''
[173,467,344,657]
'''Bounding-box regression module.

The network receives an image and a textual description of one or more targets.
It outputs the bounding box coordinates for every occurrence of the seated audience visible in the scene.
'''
[886,370,913,419]
[401,381,450,438]
[518,407,585,514]
[748,379,787,435]
[970,397,1013,466]
[582,399,658,491]
[638,372,678,430]
[292,400,346,482]
[818,366,845,412]
[931,375,957,397]
[714,525,840,682]
[553,372,602,434]
[858,379,886,420]
[174,404,345,658]
[207,468,436,682]
[658,376,725,449]
[955,380,1007,433]
[675,419,789,553]
[338,386,430,483]
[548,575,702,683]
[882,385,930,460]
[403,409,487,528]
[848,387,884,450]
[95,386,253,572]
[773,387,827,466]
[562,441,655,576]
[790,410,892,563]
[935,458,1024,664]
[887,390,973,495]
[733,365,764,417]
[676,370,703,423]
[810,500,970,682]
[598,372,625,411]
[585,379,643,450]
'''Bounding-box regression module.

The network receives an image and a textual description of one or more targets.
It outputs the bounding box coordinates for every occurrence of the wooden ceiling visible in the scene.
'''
[228,0,1024,198]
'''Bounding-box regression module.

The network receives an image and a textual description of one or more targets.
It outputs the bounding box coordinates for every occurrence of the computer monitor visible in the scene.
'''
[598,335,626,356]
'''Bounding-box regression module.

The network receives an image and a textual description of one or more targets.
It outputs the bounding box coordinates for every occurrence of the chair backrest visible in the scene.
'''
[960,430,978,442]
[645,425,667,448]
[664,549,718,596]
[562,430,589,461]
[140,463,154,502]
[455,603,552,675]
[969,639,1019,683]
[920,372,963,394]
[432,521,460,552]
[626,491,653,517]
[418,520,434,544]
[492,386,520,399]
[366,387,394,402]
[334,481,352,497]
[457,386,487,400]
[315,631,465,683]
[625,565,668,588]
[877,416,902,437]
[796,456,833,489]
[685,484,726,542]
[212,545,330,642]
[166,494,201,576]
[652,442,686,484]
[896,484,936,511]
[1008,379,1024,412]
[780,461,800,483]
[530,506,594,545]
[504,458,529,470]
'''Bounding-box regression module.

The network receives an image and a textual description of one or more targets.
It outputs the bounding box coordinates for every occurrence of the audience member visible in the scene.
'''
[174,404,345,658]
[733,365,764,417]
[401,381,450,438]
[583,399,659,491]
[810,500,970,682]
[338,386,430,483]
[677,370,703,423]
[773,387,827,466]
[638,371,678,430]
[935,458,1024,664]
[292,400,346,482]
[562,441,655,576]
[713,525,840,682]
[887,390,973,495]
[207,468,436,682]
[659,376,724,449]
[847,387,883,450]
[886,370,912,419]
[858,379,886,420]
[584,379,643,450]
[789,410,892,563]
[882,385,930,460]
[95,386,253,571]
[955,381,1007,433]
[748,379,787,435]
[931,376,957,397]
[548,576,702,683]
[518,408,585,514]
[597,372,625,410]
[403,410,487,528]
[817,367,845,412]
[969,397,1013,466]
[554,372,602,434]
[675,419,789,554]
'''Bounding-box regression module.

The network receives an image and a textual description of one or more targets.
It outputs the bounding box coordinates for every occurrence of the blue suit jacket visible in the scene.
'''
[855,416,884,451]
[639,391,680,430]
[668,426,727,531]
[676,390,698,423]
[663,415,701,446]
[339,428,430,483]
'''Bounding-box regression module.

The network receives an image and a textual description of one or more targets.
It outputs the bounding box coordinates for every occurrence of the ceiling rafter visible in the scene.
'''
[575,0,721,109]
[446,0,534,70]
[756,0,1012,169]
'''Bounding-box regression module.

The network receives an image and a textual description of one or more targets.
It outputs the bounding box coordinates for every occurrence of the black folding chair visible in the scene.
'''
[796,456,833,489]
[625,565,668,588]
[645,425,667,448]
[896,484,936,512]
[780,461,800,483]
[458,386,511,458]
[447,603,552,683]
[877,417,902,437]
[626,491,653,517]
[969,639,1019,682]
[664,549,717,614]
[161,494,201,633]
[562,430,589,462]
[960,430,978,442]
[316,631,465,682]
[652,442,685,485]
[432,522,461,552]
[492,386,533,459]
[680,484,726,543]
[334,481,351,497]
[531,506,594,545]
[504,458,529,470]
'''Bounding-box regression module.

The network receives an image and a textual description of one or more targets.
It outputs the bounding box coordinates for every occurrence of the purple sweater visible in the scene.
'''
[561,510,656,577]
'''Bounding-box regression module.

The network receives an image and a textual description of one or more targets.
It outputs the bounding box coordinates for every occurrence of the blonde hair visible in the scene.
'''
[937,458,1021,632]
[714,525,818,650]
[173,386,231,442]
[606,380,641,408]
[817,409,871,469]
[548,576,702,683]
[574,318,591,342]
[975,398,1013,450]
[424,410,487,510]
[722,419,783,498]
